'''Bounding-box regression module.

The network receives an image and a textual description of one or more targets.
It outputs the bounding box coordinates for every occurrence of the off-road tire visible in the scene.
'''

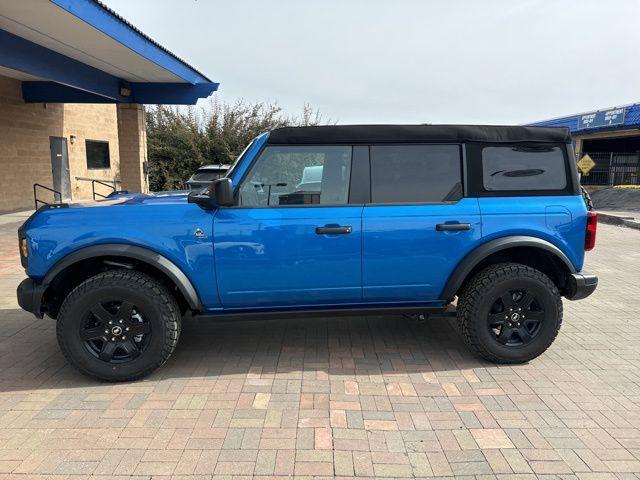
[581,185,594,211]
[57,270,181,381]
[457,263,562,364]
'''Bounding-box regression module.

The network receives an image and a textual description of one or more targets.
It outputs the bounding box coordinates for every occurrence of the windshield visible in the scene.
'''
[225,137,257,179]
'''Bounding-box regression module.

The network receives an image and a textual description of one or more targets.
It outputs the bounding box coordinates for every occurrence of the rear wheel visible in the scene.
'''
[457,263,562,364]
[57,270,180,381]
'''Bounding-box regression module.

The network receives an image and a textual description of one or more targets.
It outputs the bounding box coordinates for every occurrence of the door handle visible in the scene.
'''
[315,225,352,235]
[436,223,471,231]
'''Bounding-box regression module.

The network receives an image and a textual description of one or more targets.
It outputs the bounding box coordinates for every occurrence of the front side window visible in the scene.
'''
[86,140,110,169]
[482,145,567,191]
[370,145,462,203]
[238,146,352,207]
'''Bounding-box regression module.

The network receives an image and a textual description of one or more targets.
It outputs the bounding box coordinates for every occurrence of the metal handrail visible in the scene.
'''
[33,183,62,209]
[91,179,118,200]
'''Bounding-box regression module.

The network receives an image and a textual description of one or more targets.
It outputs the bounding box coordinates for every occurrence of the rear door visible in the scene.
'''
[214,144,363,309]
[362,144,482,303]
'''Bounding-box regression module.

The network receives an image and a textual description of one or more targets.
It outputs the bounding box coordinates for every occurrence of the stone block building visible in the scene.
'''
[0,0,218,212]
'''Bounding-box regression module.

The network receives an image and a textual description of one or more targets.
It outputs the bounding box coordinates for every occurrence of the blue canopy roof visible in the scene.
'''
[529,103,640,135]
[0,0,218,104]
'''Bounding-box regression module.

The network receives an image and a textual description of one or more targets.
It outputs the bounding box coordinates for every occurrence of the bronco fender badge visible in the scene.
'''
[194,228,206,239]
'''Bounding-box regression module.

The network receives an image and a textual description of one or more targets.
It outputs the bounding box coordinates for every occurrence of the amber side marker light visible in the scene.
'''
[20,238,28,258]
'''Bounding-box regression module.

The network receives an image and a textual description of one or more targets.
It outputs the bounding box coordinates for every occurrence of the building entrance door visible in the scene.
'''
[49,136,71,200]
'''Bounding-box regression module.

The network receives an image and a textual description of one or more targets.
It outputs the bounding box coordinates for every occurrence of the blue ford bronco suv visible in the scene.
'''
[17,125,598,381]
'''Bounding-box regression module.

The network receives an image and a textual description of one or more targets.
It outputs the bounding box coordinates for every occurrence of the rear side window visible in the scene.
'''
[370,145,462,203]
[482,145,567,191]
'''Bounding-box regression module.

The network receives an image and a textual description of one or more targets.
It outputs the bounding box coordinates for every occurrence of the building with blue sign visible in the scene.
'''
[530,103,640,186]
[0,0,218,212]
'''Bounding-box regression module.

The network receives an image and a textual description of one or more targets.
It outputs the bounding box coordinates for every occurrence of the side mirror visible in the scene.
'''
[213,177,234,206]
[188,178,234,210]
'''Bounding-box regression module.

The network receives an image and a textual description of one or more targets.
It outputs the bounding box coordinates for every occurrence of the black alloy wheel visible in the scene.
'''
[81,300,151,363]
[457,262,562,364]
[57,270,180,381]
[487,289,544,347]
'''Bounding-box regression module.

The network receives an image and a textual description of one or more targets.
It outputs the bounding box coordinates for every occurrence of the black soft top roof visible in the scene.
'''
[267,125,571,145]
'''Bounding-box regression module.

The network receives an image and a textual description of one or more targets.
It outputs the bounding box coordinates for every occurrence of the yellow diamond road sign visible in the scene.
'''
[577,154,596,175]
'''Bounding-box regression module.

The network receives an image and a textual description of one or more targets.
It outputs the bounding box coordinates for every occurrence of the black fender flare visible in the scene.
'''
[43,244,202,310]
[439,236,576,301]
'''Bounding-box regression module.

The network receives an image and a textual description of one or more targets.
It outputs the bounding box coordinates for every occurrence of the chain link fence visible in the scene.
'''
[578,152,640,186]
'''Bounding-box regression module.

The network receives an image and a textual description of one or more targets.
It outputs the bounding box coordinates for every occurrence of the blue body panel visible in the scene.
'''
[363,199,482,302]
[25,194,221,308]
[213,206,363,308]
[478,195,587,272]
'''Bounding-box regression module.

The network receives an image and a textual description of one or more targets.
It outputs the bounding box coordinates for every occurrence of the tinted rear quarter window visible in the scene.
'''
[482,145,567,191]
[370,145,462,203]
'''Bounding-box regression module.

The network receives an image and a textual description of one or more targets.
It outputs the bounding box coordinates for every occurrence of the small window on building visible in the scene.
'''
[370,145,462,203]
[482,145,567,191]
[86,140,110,169]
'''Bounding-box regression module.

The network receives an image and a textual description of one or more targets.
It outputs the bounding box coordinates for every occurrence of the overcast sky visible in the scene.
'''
[104,0,640,125]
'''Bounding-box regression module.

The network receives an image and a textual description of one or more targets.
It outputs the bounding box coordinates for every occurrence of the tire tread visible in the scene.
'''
[56,270,180,382]
[457,262,562,364]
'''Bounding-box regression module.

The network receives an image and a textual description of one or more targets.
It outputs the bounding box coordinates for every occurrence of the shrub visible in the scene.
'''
[146,98,325,191]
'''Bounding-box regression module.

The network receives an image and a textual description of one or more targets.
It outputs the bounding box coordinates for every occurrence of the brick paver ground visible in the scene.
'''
[0,221,638,479]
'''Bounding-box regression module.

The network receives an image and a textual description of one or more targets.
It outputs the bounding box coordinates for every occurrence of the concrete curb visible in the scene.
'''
[598,212,640,231]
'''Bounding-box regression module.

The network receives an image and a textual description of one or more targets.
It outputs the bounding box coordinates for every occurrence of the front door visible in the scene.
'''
[362,144,482,303]
[214,144,362,309]
[49,136,71,200]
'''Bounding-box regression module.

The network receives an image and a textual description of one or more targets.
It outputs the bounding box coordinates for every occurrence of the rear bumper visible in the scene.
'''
[17,278,45,318]
[565,272,598,300]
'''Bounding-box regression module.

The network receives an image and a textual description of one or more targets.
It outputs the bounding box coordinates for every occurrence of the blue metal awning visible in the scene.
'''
[529,103,640,135]
[0,0,218,104]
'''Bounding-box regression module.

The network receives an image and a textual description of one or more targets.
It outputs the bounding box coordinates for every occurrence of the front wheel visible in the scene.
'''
[57,270,181,381]
[457,263,562,364]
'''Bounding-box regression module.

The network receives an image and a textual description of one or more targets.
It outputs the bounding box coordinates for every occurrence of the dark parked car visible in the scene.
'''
[17,125,598,381]
[185,164,230,190]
